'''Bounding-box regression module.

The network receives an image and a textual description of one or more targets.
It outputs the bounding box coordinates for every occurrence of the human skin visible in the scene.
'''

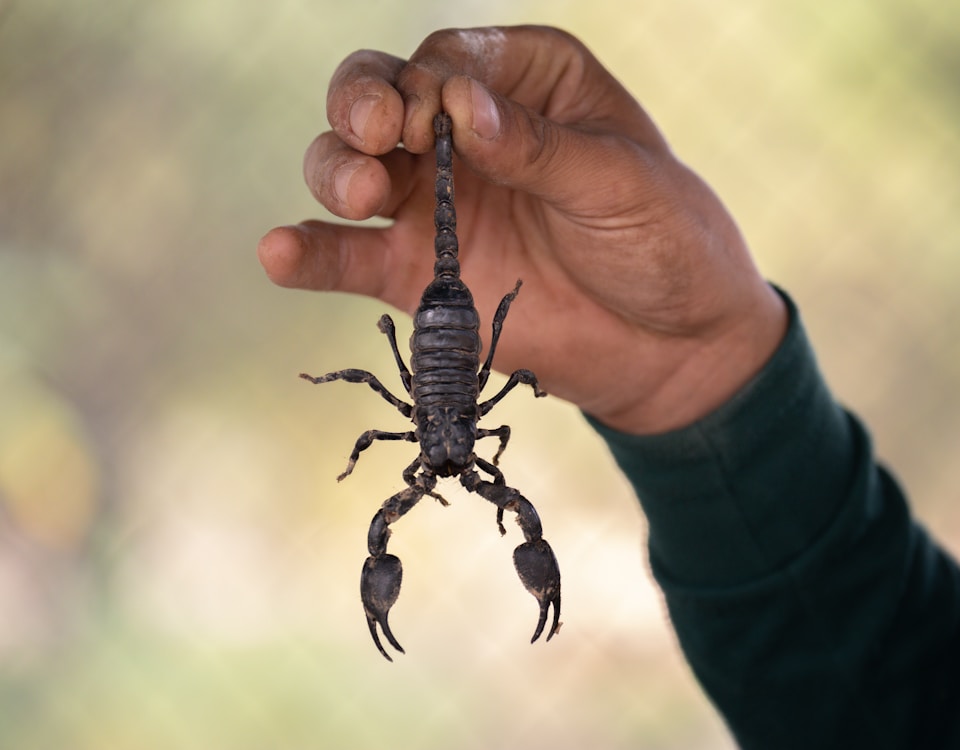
[257,25,787,435]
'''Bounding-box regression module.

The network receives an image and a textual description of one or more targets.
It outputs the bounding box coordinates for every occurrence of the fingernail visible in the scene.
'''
[333,162,362,205]
[349,94,380,141]
[470,79,501,140]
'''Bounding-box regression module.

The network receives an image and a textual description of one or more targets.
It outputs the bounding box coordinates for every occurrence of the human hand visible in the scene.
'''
[258,25,786,434]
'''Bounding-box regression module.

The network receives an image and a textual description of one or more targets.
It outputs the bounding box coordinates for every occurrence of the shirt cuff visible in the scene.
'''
[585,289,861,587]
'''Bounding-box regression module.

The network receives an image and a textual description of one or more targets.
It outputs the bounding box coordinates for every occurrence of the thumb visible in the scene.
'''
[440,75,663,212]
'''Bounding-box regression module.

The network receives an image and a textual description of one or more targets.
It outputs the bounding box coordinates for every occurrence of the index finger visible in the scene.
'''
[326,50,407,155]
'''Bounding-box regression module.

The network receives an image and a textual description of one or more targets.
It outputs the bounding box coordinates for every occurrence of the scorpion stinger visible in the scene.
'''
[299,111,561,659]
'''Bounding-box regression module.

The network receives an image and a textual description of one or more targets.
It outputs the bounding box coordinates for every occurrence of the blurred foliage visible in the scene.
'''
[1,0,959,748]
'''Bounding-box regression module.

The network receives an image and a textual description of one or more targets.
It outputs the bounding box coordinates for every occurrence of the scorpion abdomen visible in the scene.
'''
[411,349,480,407]
[414,301,478,329]
[410,277,482,410]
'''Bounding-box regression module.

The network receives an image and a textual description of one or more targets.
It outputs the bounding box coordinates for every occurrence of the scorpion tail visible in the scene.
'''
[360,553,405,661]
[432,112,460,279]
[513,539,563,642]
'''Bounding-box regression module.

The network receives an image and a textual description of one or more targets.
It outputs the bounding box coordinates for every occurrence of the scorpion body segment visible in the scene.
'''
[300,112,560,660]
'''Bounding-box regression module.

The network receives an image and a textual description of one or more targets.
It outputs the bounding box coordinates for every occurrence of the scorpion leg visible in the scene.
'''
[477,425,511,466]
[338,430,416,481]
[402,456,447,506]
[362,473,435,661]
[300,369,413,419]
[475,456,507,535]
[478,280,522,392]
[478,369,547,416]
[377,314,413,394]
[470,274,545,417]
[460,470,562,643]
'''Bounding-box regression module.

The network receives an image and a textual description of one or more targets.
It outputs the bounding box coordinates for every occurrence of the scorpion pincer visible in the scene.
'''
[300,112,562,661]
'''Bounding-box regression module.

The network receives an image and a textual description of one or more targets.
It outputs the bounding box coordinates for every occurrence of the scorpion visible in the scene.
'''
[299,112,562,661]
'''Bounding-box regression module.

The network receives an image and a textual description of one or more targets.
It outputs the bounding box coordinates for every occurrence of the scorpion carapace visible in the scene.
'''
[300,112,562,661]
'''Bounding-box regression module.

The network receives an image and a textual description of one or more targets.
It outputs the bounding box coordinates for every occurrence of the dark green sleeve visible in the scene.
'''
[586,290,960,749]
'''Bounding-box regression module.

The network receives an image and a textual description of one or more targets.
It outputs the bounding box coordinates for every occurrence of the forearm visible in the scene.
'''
[587,289,960,748]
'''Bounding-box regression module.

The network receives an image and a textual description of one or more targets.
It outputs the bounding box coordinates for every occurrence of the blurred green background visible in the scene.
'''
[2,0,959,748]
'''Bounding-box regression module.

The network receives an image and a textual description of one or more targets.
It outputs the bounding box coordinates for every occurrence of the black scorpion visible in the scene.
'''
[300,112,562,660]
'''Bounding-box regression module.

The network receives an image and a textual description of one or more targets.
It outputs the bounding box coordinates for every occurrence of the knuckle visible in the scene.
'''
[416,27,466,56]
[522,113,563,172]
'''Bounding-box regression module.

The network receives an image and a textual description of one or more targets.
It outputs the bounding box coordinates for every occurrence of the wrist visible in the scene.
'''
[584,285,854,587]
[590,282,788,435]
